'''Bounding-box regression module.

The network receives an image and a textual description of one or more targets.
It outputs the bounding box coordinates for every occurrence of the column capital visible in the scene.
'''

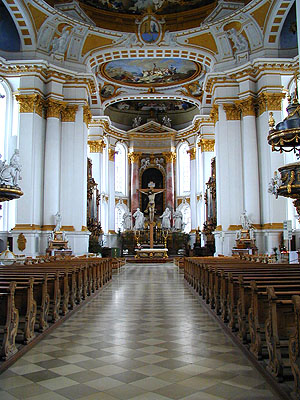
[128,152,142,164]
[235,96,256,117]
[223,103,240,120]
[15,94,44,117]
[162,151,176,163]
[108,148,117,161]
[61,104,78,122]
[198,139,215,152]
[83,105,92,127]
[257,92,286,115]
[209,104,219,125]
[88,140,106,153]
[45,98,65,119]
[187,147,196,160]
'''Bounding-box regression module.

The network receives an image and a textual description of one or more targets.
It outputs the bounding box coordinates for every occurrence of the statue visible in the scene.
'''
[54,212,62,232]
[132,116,142,128]
[139,188,164,222]
[173,209,183,231]
[160,207,171,229]
[162,115,171,128]
[133,208,145,230]
[122,211,132,230]
[227,28,249,52]
[0,149,22,187]
[51,26,72,54]
[268,171,282,199]
[240,210,252,230]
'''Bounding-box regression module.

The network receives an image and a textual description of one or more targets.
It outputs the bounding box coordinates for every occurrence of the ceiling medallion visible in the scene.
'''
[137,13,163,45]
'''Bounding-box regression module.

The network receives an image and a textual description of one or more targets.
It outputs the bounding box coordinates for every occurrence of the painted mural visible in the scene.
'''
[111,100,194,112]
[99,58,201,87]
[81,0,215,15]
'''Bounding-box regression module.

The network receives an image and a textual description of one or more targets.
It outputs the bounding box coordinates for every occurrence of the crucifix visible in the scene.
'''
[138,181,165,248]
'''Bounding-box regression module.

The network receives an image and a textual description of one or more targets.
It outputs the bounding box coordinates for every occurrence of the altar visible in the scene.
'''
[135,248,168,259]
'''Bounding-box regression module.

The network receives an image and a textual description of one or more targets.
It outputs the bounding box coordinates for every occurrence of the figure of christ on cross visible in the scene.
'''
[138,181,165,223]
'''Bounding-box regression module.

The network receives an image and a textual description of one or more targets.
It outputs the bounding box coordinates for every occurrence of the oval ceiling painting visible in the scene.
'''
[100,58,202,87]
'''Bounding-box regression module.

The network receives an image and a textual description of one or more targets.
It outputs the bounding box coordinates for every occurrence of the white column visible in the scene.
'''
[256,93,286,253]
[12,94,45,256]
[238,97,260,224]
[43,99,63,229]
[214,104,244,255]
[189,147,197,232]
[108,148,116,233]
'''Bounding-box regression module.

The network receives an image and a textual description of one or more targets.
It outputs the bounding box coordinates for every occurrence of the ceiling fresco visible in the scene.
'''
[79,0,216,15]
[98,58,202,87]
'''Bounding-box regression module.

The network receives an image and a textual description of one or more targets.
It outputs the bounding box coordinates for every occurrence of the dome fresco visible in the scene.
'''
[97,58,202,87]
[77,0,216,15]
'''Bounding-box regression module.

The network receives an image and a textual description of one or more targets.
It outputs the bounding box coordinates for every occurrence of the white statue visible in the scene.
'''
[268,171,282,199]
[162,115,171,128]
[227,28,249,52]
[133,208,145,230]
[51,26,72,54]
[240,210,252,230]
[0,149,22,187]
[132,116,142,128]
[173,209,183,231]
[54,212,62,232]
[122,211,132,230]
[160,207,171,229]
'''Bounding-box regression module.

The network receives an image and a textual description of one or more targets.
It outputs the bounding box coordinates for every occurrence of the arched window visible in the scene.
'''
[177,142,190,195]
[115,142,127,195]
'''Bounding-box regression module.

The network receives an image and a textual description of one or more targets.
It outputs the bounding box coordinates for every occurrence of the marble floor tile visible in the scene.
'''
[0,263,280,399]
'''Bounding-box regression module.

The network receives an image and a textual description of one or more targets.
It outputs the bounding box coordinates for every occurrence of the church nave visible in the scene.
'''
[0,264,278,400]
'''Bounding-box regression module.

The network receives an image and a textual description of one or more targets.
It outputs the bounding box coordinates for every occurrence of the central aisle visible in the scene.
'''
[0,264,278,400]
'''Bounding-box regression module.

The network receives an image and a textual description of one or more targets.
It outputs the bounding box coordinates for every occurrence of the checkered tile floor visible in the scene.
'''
[0,263,279,399]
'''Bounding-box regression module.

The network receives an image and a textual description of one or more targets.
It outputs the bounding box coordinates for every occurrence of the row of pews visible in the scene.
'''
[184,257,300,399]
[0,256,113,363]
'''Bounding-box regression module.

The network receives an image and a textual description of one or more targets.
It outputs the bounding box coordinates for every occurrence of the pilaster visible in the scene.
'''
[108,147,116,233]
[129,152,141,213]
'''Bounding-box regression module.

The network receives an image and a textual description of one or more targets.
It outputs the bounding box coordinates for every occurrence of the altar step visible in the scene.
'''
[125,257,174,263]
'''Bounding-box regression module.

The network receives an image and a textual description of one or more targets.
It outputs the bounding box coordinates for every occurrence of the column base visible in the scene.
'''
[9,230,90,257]
[214,229,284,256]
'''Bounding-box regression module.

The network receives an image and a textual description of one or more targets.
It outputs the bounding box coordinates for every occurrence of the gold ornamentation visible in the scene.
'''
[15,94,44,115]
[46,99,64,119]
[12,224,41,230]
[128,152,141,163]
[61,105,78,122]
[199,139,215,152]
[223,103,240,120]
[269,112,275,130]
[209,104,219,124]
[17,233,27,251]
[187,147,196,160]
[83,105,92,127]
[162,152,176,163]
[88,140,102,153]
[257,92,286,115]
[235,97,255,117]
[215,225,222,231]
[108,148,116,161]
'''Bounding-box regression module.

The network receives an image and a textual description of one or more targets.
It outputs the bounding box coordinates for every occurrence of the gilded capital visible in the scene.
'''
[15,94,44,115]
[223,103,240,120]
[209,104,219,125]
[128,152,141,163]
[83,105,92,127]
[46,98,64,119]
[187,147,196,160]
[199,139,215,152]
[88,140,103,153]
[163,152,176,163]
[108,148,116,161]
[236,97,256,117]
[61,105,78,122]
[257,92,286,115]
